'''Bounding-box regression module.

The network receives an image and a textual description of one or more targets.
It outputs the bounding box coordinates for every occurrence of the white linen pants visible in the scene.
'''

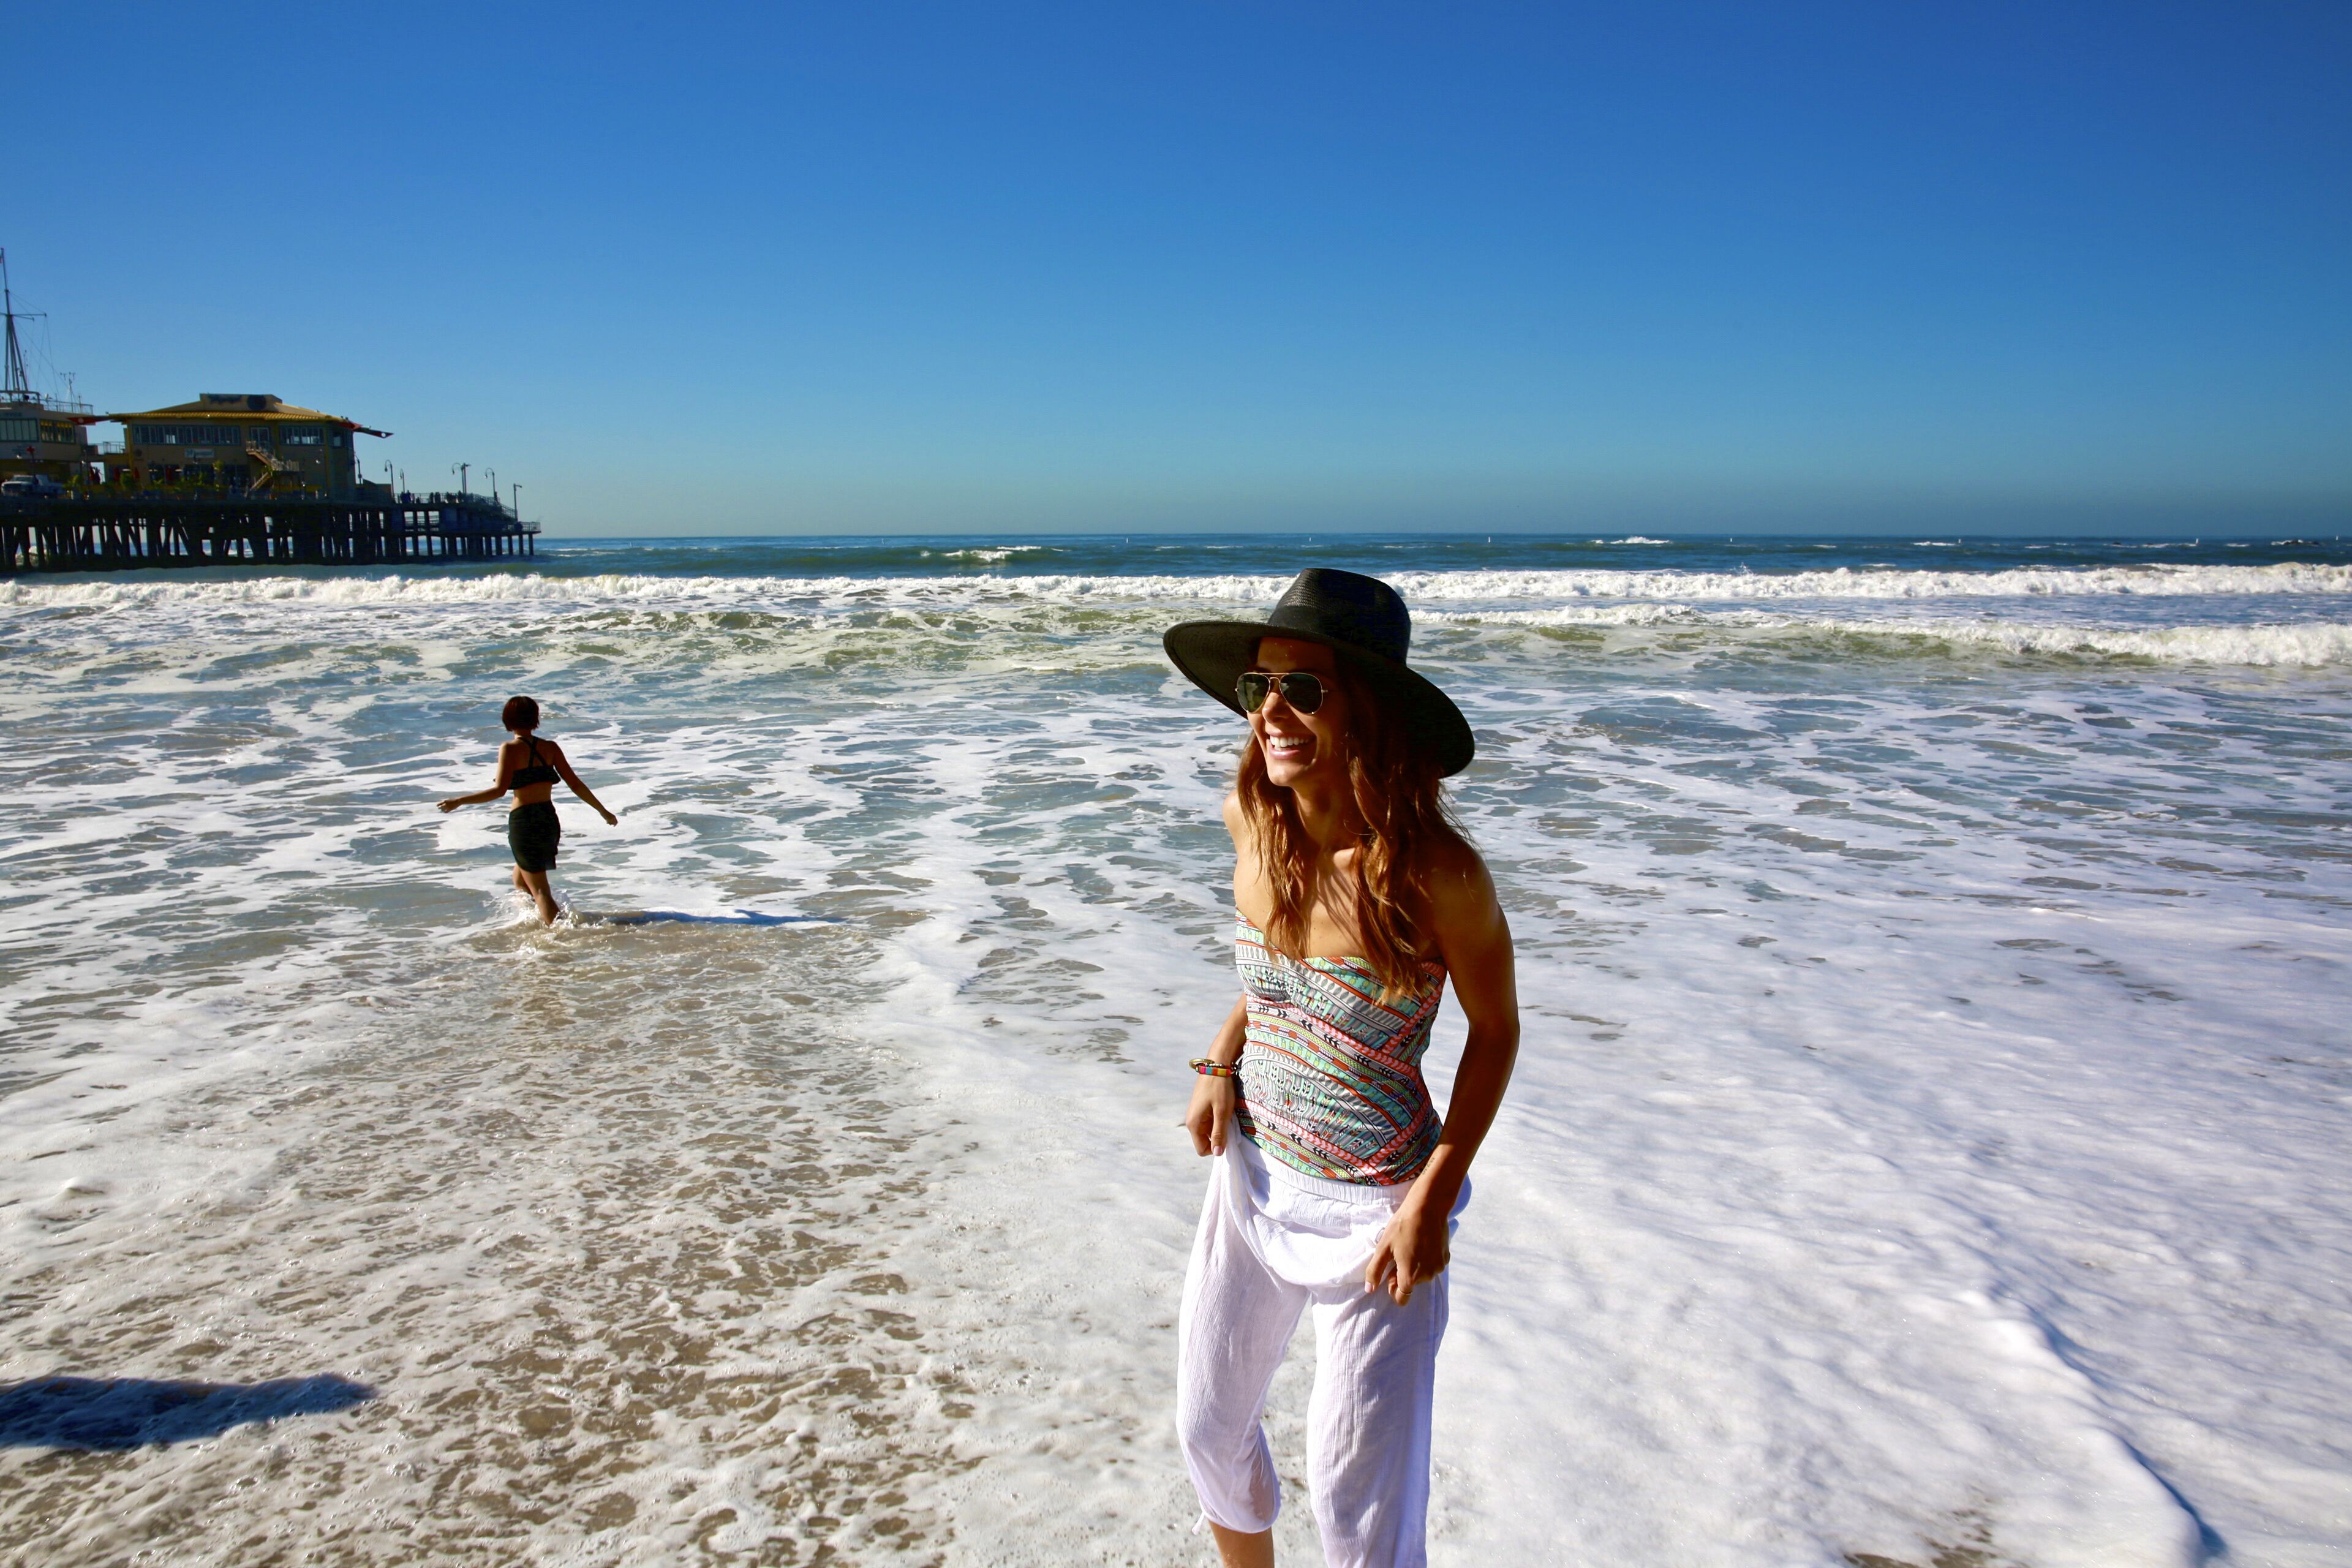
[1175,1134,1466,1568]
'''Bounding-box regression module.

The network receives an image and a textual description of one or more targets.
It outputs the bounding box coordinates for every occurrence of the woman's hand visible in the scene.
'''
[437,798,461,813]
[1365,1194,1450,1305]
[1185,1073,1237,1157]
[600,808,619,826]
[1186,998,1251,1157]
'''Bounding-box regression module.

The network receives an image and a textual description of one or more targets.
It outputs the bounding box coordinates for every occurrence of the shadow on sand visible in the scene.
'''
[0,1374,376,1450]
[594,909,839,927]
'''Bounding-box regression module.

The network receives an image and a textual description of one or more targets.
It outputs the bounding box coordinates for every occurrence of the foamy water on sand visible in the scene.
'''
[2,536,2348,1566]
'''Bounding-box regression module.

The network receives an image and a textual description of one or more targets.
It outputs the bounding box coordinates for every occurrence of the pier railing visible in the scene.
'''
[0,495,540,573]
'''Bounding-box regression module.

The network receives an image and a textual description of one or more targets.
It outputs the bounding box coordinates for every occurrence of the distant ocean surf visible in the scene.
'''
[3,532,2346,1566]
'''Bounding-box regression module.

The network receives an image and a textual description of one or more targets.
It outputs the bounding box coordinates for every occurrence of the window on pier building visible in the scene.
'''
[284,426,323,446]
[0,418,35,443]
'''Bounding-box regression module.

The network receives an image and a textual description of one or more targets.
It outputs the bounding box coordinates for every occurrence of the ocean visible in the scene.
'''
[2,532,2348,1567]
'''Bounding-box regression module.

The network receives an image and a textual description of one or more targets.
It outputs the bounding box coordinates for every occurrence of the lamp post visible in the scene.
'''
[451,462,469,497]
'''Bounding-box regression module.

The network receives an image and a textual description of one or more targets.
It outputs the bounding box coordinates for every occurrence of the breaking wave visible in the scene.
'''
[1441,606,2352,666]
[7,560,2352,612]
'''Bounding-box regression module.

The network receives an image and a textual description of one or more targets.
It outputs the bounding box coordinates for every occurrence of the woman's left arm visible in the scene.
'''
[1366,849,1519,1305]
[551,746,620,826]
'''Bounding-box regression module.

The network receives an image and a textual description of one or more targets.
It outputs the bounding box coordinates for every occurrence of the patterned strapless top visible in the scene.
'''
[1232,913,1446,1186]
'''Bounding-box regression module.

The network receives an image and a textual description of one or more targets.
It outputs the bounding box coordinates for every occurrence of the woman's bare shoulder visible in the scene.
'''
[1221,790,1248,843]
[1419,834,1498,920]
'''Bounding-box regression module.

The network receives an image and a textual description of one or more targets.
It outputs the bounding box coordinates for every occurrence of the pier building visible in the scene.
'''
[111,393,390,499]
[0,394,99,488]
[1,250,100,488]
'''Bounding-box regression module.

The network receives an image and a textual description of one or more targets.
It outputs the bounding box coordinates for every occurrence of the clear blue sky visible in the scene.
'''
[17,2,2350,535]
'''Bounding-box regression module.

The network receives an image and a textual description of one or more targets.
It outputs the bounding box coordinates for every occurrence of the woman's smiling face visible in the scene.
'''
[1250,638,1349,789]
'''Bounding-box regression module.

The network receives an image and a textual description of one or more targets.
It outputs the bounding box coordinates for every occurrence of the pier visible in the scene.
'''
[0,263,548,576]
[0,494,538,574]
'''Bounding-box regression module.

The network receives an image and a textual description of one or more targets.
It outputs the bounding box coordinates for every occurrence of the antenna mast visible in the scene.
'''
[1,249,32,400]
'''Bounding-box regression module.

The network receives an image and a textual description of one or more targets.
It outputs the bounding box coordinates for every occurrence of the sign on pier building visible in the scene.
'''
[111,393,389,499]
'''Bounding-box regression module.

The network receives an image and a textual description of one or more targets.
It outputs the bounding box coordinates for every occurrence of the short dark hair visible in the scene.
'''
[500,695,541,733]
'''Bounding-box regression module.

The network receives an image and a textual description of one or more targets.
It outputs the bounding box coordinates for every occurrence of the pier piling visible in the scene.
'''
[0,496,539,574]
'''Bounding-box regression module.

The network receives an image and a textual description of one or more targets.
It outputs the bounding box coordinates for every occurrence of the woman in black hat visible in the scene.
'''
[1164,569,1520,1568]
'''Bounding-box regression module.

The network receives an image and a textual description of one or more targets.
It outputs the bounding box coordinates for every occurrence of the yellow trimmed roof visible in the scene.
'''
[108,394,391,437]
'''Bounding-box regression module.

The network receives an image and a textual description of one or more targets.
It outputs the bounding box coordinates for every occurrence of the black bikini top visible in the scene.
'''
[510,737,560,789]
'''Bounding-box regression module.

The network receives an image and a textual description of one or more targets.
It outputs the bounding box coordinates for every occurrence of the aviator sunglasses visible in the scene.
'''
[1235,669,1326,715]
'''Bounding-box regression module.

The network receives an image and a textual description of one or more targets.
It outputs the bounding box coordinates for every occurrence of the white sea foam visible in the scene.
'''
[7,558,2352,613]
[928,544,1048,563]
[9,561,2352,684]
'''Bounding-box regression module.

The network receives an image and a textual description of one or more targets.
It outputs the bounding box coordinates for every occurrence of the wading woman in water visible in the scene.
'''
[437,696,619,924]
[1163,569,1519,1568]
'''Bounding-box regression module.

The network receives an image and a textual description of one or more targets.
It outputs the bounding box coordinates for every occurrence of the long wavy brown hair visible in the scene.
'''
[1235,658,1471,995]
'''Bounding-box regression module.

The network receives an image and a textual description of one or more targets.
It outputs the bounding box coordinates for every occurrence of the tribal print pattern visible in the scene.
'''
[1232,914,1446,1185]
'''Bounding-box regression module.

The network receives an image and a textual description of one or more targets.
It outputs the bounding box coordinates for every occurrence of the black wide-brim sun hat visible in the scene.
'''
[1163,568,1475,777]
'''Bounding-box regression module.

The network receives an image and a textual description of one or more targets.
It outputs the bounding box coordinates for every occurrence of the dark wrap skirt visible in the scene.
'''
[508,801,561,872]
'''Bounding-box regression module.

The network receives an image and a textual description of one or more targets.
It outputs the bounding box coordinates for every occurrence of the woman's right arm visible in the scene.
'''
[1186,791,1256,1156]
[1185,995,1249,1156]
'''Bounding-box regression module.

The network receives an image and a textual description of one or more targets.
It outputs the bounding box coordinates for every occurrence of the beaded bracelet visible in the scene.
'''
[1188,1058,1243,1079]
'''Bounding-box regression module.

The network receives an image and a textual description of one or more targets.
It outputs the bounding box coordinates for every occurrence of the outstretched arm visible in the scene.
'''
[553,747,620,826]
[1365,848,1519,1305]
[439,748,514,812]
